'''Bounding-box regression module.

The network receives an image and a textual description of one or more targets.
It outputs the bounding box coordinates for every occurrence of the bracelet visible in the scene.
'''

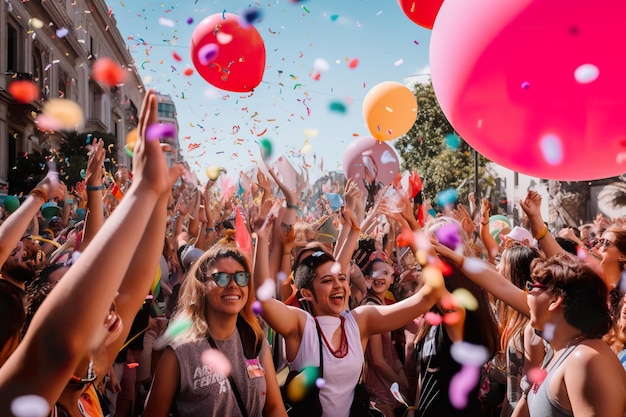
[285,202,299,210]
[86,184,105,191]
[534,225,549,240]
[206,227,215,232]
[350,224,361,231]
[30,188,48,203]
[456,256,465,269]
[480,221,489,225]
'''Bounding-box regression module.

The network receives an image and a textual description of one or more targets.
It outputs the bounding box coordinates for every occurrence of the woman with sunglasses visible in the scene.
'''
[432,238,626,417]
[252,211,446,417]
[143,245,287,417]
[595,225,626,319]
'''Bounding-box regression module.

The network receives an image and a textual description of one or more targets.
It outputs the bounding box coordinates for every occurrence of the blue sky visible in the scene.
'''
[111,0,432,182]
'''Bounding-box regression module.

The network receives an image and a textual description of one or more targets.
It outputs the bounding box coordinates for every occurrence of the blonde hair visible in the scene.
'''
[170,245,264,346]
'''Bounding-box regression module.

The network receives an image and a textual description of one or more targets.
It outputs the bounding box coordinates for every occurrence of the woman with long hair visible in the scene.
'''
[143,245,286,417]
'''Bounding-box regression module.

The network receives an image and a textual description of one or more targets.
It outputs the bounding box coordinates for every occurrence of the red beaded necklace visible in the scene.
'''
[315,316,349,358]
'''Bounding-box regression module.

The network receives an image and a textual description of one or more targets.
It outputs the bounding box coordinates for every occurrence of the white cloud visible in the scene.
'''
[404,64,431,87]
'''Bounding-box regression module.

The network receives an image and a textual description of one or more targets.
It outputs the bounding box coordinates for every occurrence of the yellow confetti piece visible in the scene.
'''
[422,265,444,289]
[452,288,478,311]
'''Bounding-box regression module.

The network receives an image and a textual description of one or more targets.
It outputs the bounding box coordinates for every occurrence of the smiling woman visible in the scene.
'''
[143,244,287,417]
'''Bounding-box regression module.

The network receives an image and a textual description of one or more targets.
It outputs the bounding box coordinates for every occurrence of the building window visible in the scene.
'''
[32,47,45,97]
[7,23,19,73]
[158,102,176,118]
[514,172,519,187]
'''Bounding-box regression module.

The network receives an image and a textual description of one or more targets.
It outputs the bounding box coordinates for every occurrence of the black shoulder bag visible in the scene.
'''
[281,319,324,417]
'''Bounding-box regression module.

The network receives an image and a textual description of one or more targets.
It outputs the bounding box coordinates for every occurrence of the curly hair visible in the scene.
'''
[531,253,612,338]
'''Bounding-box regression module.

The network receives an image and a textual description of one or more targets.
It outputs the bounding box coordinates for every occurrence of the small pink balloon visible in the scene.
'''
[424,311,443,325]
[343,136,400,186]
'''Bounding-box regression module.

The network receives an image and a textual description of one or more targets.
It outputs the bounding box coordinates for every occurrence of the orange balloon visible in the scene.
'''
[363,81,418,141]
[126,128,138,150]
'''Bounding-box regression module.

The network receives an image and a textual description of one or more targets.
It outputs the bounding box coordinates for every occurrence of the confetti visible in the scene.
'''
[198,44,219,65]
[202,348,232,376]
[11,395,49,417]
[348,58,359,69]
[158,17,175,28]
[256,279,276,301]
[329,100,347,114]
[574,63,599,84]
[445,133,461,150]
[56,27,69,38]
[434,222,462,250]
[436,188,458,207]
[146,123,176,141]
[539,133,564,165]
[238,7,262,27]
[394,59,404,67]
[260,138,273,159]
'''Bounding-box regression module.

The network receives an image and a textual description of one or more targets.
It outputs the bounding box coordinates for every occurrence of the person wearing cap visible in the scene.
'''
[503,226,537,249]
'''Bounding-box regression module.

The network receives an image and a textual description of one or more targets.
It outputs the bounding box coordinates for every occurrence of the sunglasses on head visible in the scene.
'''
[525,281,549,293]
[299,250,335,271]
[208,271,250,288]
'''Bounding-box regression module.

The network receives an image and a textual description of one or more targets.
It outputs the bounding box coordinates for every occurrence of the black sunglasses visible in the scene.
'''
[209,271,250,288]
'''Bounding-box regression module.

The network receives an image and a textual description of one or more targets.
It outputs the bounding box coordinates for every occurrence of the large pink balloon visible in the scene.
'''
[191,13,266,92]
[430,0,626,180]
[343,137,400,185]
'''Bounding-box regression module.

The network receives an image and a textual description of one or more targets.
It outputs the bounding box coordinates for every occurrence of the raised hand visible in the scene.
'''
[519,191,542,219]
[132,89,171,197]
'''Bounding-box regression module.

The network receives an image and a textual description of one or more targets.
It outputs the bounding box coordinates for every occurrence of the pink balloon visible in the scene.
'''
[343,137,400,186]
[430,0,626,180]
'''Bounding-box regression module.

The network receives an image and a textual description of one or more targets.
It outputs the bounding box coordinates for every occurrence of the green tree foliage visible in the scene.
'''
[394,81,494,207]
[7,131,118,195]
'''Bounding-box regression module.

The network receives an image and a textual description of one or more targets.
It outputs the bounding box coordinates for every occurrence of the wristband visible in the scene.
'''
[30,188,48,203]
[206,227,215,232]
[285,202,299,210]
[480,221,489,226]
[86,184,105,191]
[534,225,549,240]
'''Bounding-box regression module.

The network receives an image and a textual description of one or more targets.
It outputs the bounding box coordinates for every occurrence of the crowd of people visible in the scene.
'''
[1,90,626,417]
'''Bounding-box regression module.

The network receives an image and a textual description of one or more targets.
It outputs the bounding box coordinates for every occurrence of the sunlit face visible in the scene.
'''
[308,261,349,316]
[598,232,624,265]
[204,257,249,316]
[526,284,553,330]
[367,262,394,297]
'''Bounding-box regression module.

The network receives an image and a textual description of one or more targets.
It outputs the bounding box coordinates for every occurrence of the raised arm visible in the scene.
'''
[520,191,563,258]
[0,175,65,267]
[79,138,106,250]
[430,239,530,316]
[0,89,172,412]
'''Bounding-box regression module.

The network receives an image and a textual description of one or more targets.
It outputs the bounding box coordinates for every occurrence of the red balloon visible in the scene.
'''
[8,80,40,103]
[398,0,445,30]
[343,137,400,186]
[430,0,626,180]
[190,13,266,92]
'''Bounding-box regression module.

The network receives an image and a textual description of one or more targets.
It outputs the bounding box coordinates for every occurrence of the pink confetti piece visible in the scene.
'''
[146,123,176,141]
[201,349,232,376]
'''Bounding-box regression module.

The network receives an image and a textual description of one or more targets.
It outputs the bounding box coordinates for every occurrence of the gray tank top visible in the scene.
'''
[527,344,577,417]
[170,330,267,417]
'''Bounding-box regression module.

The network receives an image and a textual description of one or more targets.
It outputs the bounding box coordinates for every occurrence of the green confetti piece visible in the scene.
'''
[302,5,310,13]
